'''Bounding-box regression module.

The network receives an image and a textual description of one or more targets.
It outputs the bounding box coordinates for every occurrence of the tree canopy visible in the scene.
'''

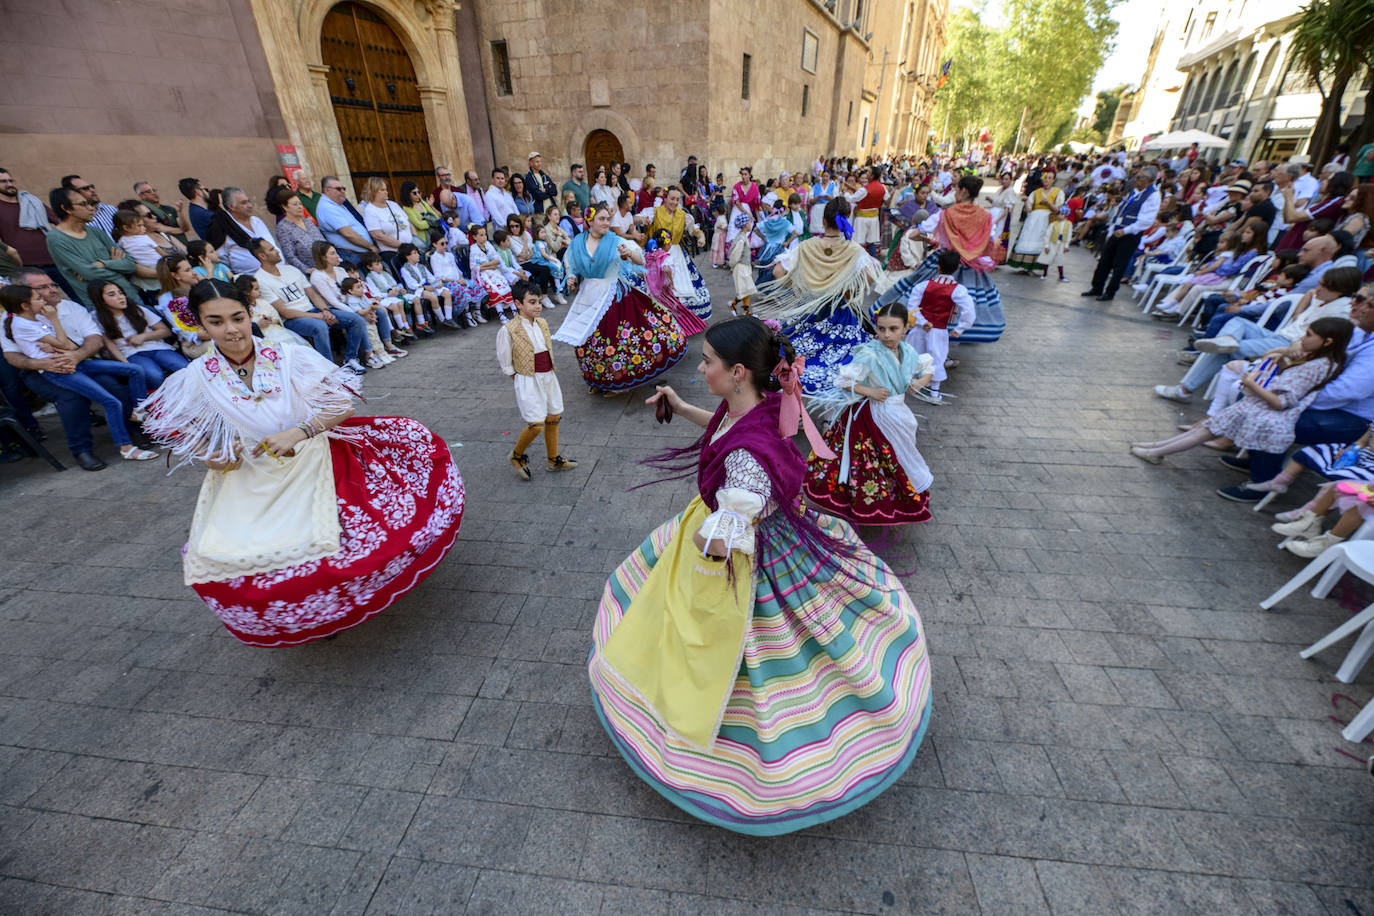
[933,0,1119,154]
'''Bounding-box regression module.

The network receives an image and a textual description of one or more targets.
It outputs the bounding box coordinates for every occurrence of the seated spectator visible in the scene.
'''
[1336,185,1374,249]
[504,214,556,302]
[610,192,642,243]
[186,239,232,282]
[315,175,377,265]
[539,205,571,261]
[1130,317,1352,468]
[591,166,618,210]
[263,175,291,220]
[61,175,117,237]
[308,240,388,367]
[274,188,325,273]
[0,282,156,460]
[561,196,585,236]
[0,168,63,290]
[1239,179,1278,231]
[1275,168,1353,256]
[395,241,458,329]
[118,199,186,258]
[180,177,214,240]
[292,170,322,218]
[45,186,142,308]
[399,180,444,253]
[1154,264,1361,403]
[459,170,490,226]
[360,251,426,338]
[1228,282,1374,501]
[156,254,212,359]
[206,187,274,274]
[427,235,486,325]
[87,278,189,386]
[133,181,188,243]
[111,208,172,305]
[361,177,413,265]
[1152,219,1269,317]
[252,238,367,372]
[0,268,119,469]
[1183,262,1312,352]
[229,274,309,350]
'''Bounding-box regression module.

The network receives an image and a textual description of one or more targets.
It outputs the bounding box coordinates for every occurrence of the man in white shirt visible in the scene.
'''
[483,168,518,229]
[1083,166,1160,301]
[217,187,275,275]
[251,239,368,372]
[0,267,131,469]
[1288,156,1320,204]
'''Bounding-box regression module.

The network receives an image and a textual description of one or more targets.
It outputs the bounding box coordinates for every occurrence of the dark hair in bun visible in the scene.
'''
[874,302,908,324]
[703,316,795,393]
[186,278,241,317]
[822,196,850,230]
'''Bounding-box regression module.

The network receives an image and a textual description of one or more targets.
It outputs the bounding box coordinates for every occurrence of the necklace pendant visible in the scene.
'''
[235,366,250,379]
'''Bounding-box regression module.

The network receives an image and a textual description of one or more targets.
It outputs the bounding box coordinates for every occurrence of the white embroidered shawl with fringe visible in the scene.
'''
[140,341,360,584]
[750,236,884,323]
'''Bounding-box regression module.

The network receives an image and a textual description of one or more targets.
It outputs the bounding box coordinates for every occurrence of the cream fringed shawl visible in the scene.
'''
[751,236,884,323]
[140,341,361,584]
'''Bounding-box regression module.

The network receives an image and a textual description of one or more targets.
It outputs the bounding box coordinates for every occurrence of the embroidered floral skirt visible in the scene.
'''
[436,277,487,310]
[192,416,464,647]
[574,287,688,392]
[804,400,932,526]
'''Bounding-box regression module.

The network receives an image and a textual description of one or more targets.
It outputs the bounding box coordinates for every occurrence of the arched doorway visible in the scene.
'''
[583,129,624,173]
[321,2,436,199]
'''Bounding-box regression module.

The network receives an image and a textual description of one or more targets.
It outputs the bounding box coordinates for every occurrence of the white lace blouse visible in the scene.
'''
[697,445,774,557]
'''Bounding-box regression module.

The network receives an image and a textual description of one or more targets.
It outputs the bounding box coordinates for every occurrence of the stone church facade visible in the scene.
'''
[0,0,945,201]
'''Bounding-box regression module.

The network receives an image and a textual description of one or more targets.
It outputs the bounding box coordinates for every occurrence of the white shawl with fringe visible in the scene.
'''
[750,236,884,322]
[141,341,360,584]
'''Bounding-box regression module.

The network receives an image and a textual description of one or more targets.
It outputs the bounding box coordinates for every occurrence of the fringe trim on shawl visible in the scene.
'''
[140,353,362,473]
[750,246,884,325]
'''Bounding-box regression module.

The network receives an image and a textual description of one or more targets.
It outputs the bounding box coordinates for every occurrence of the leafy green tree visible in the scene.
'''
[1286,0,1374,164]
[1092,85,1128,136]
[933,0,1119,153]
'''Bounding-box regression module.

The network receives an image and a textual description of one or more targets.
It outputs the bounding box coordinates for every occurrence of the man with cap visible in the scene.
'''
[1082,166,1160,302]
[525,152,558,214]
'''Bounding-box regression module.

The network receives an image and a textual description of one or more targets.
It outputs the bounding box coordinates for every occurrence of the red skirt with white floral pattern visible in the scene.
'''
[191,416,464,647]
[574,288,688,392]
[803,400,931,527]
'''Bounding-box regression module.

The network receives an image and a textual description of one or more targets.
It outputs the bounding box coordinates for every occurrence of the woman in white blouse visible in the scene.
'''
[308,241,387,369]
[360,177,413,266]
[591,166,619,210]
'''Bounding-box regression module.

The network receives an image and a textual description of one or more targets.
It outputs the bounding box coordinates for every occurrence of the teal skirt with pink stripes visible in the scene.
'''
[588,504,933,835]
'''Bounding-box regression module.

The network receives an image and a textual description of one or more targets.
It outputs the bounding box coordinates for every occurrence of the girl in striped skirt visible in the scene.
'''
[588,317,932,835]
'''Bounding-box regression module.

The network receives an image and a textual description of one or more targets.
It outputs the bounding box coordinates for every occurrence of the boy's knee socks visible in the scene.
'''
[544,414,561,459]
[514,422,543,455]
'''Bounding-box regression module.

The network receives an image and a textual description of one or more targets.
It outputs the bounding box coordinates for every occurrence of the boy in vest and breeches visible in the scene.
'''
[904,249,976,405]
[496,280,577,480]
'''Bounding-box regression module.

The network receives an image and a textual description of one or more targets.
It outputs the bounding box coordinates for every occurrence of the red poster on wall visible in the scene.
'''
[277,144,302,187]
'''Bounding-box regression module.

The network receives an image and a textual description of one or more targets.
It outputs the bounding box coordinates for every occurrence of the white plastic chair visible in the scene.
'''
[1260,539,1374,609]
[1300,603,1374,683]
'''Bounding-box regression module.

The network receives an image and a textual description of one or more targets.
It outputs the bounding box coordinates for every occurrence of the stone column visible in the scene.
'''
[243,0,339,176]
[423,0,477,170]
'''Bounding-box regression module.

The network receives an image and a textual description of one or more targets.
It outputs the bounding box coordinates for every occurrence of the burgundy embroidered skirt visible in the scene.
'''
[192,416,464,647]
[574,288,688,391]
[804,401,931,526]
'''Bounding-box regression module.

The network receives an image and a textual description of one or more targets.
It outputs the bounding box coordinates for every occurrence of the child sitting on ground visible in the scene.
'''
[496,280,577,480]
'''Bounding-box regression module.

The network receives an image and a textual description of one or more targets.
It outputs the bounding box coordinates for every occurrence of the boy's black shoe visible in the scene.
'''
[417,325,436,337]
[1219,454,1250,472]
[547,455,578,472]
[511,451,531,481]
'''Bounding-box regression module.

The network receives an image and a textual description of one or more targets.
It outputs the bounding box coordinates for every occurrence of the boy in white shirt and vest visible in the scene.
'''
[496,280,577,480]
[904,249,976,404]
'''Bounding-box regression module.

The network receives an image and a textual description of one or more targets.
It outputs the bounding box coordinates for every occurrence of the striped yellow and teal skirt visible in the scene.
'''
[588,498,933,835]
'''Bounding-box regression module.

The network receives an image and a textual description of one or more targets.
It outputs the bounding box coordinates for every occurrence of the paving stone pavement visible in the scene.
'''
[1,245,1372,915]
